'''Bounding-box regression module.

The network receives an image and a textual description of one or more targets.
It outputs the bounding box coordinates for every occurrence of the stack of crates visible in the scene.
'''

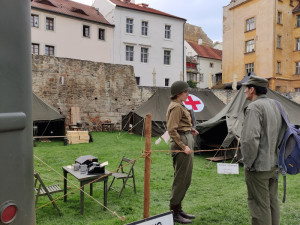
[66,131,89,144]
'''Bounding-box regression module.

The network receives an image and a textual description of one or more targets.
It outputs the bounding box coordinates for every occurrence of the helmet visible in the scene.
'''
[171,81,189,96]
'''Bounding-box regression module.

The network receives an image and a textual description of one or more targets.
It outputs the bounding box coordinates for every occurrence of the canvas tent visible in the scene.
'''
[196,86,300,149]
[122,88,225,136]
[33,93,65,137]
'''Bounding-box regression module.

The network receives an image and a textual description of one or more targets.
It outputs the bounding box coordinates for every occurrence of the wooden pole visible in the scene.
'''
[143,114,152,219]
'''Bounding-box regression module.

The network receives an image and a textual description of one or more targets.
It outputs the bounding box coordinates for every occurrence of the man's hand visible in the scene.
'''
[191,128,199,136]
[184,146,192,155]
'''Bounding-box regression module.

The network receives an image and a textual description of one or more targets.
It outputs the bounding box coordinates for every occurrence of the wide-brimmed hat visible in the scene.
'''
[242,75,268,87]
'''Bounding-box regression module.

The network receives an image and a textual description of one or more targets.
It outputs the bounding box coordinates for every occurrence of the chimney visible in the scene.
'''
[137,3,149,8]
[198,38,203,45]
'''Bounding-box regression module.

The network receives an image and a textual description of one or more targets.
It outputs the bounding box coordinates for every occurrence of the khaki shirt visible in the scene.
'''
[166,99,192,150]
[241,95,285,171]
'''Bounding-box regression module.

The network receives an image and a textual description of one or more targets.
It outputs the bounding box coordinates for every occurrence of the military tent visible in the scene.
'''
[196,86,300,149]
[122,88,225,136]
[33,93,65,137]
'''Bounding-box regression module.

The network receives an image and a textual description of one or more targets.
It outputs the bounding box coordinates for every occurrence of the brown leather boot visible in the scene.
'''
[179,202,195,219]
[170,204,192,224]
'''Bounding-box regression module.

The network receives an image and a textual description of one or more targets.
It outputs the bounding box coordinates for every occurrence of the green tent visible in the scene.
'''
[196,86,300,149]
[122,88,225,136]
[33,93,65,136]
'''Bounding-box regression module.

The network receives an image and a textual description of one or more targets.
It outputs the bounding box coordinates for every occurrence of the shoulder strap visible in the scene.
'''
[274,100,290,125]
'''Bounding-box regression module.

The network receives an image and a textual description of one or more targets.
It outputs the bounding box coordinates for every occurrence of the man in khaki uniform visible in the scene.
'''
[166,81,198,224]
[241,76,285,225]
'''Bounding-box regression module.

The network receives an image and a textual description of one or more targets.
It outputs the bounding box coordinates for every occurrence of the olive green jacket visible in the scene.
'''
[241,95,286,171]
[166,99,192,150]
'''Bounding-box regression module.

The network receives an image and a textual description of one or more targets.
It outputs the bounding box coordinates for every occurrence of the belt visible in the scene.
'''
[177,130,191,134]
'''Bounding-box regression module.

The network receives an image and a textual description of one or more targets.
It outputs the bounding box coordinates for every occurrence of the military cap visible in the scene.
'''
[171,81,189,96]
[242,75,268,88]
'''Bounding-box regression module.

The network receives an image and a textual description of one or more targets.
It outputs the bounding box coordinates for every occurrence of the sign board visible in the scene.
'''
[183,94,204,112]
[217,163,239,175]
[126,212,173,225]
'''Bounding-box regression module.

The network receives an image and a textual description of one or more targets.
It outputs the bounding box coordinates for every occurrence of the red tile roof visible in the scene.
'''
[188,41,222,60]
[109,0,186,21]
[293,1,300,13]
[31,0,112,26]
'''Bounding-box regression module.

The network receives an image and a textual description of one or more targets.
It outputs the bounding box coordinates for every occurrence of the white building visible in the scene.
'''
[185,40,222,88]
[31,0,114,63]
[93,0,186,87]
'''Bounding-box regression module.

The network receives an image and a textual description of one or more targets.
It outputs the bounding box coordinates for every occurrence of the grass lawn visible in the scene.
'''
[34,132,300,225]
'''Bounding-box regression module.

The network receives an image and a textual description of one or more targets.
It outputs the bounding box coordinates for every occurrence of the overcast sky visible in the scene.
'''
[72,0,231,42]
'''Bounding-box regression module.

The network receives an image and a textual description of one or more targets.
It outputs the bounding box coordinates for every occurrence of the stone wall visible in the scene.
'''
[32,55,151,128]
[32,55,300,130]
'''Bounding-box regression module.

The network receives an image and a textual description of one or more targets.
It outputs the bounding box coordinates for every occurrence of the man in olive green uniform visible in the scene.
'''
[166,81,198,224]
[241,76,285,225]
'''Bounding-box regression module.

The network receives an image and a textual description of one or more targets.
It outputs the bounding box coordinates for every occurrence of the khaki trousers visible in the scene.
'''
[245,167,280,225]
[170,132,194,205]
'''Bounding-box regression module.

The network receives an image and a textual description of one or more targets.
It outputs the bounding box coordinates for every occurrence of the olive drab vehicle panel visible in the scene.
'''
[0,0,35,224]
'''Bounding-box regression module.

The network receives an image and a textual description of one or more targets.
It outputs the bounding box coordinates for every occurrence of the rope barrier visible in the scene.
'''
[149,147,238,153]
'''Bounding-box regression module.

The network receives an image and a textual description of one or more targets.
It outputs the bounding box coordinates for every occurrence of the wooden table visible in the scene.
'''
[101,123,115,132]
[62,166,110,214]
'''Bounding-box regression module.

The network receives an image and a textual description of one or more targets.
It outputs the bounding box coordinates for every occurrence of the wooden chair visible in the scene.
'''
[108,156,136,197]
[34,171,63,216]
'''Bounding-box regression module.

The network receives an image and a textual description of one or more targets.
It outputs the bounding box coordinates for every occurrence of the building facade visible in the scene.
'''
[223,0,300,92]
[185,40,222,88]
[93,0,186,87]
[31,0,114,63]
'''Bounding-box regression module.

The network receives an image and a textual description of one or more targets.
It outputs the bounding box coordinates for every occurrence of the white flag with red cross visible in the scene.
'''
[183,94,204,112]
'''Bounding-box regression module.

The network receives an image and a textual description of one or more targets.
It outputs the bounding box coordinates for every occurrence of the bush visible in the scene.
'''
[187,80,197,88]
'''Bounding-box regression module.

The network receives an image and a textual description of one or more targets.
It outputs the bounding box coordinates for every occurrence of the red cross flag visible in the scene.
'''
[183,94,204,112]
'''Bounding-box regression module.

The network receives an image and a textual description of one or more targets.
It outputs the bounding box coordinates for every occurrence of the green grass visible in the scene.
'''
[34,132,300,225]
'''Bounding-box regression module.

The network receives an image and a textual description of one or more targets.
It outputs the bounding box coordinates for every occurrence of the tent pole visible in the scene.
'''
[143,114,152,219]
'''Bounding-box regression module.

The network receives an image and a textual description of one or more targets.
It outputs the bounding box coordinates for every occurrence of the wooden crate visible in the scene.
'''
[67,131,89,144]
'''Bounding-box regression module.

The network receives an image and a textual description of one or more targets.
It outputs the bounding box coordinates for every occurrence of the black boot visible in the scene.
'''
[170,204,192,224]
[178,202,195,220]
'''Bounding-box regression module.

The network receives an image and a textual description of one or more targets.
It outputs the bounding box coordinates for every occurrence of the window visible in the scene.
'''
[277,61,281,74]
[31,14,39,27]
[199,74,204,82]
[135,77,140,85]
[165,78,169,87]
[187,73,197,82]
[141,21,148,36]
[31,43,39,55]
[246,17,255,31]
[141,47,148,63]
[99,29,105,40]
[246,39,255,53]
[277,11,282,24]
[126,45,134,61]
[246,63,254,74]
[297,15,300,27]
[45,45,54,56]
[209,63,214,68]
[295,88,300,92]
[275,86,281,92]
[83,25,90,37]
[164,50,171,65]
[296,62,300,74]
[46,17,54,31]
[277,35,281,48]
[165,25,171,39]
[126,18,133,33]
[296,38,300,50]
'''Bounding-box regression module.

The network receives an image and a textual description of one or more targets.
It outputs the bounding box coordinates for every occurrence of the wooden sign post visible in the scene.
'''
[143,114,152,219]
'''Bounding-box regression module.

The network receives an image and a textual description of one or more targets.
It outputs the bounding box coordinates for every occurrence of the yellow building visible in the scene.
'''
[223,0,300,92]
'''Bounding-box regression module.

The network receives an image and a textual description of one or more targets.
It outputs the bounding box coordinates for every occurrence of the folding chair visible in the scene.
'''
[34,171,63,216]
[108,156,136,197]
